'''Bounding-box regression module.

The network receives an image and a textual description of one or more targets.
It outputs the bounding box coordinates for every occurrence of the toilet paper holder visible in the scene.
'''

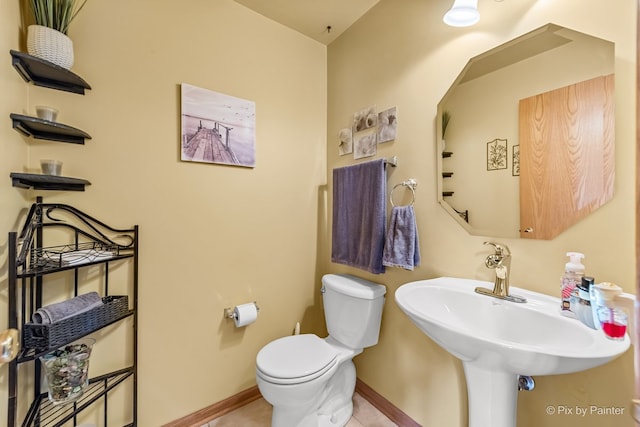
[224,302,260,320]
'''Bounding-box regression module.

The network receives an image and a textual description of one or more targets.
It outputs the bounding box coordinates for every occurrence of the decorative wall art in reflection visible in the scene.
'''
[181,83,256,168]
[377,107,397,143]
[354,129,377,159]
[338,128,353,156]
[512,145,520,176]
[486,138,508,171]
[353,106,377,133]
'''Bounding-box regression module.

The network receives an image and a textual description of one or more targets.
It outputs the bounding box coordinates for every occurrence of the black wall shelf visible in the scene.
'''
[10,173,91,191]
[9,50,93,191]
[10,113,91,144]
[441,149,466,221]
[10,50,91,95]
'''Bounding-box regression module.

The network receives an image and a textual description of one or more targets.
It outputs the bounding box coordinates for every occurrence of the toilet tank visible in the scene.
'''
[321,274,386,349]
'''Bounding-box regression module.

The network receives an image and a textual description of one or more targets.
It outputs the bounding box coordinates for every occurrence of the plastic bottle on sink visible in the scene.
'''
[590,282,632,340]
[560,252,585,317]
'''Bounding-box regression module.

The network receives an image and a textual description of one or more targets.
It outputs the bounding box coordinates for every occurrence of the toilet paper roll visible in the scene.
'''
[234,303,258,327]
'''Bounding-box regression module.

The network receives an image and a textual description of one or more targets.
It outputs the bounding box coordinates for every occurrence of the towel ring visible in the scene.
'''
[390,179,417,207]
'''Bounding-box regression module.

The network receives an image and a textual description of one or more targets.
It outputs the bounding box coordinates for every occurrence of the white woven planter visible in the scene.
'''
[27,25,74,69]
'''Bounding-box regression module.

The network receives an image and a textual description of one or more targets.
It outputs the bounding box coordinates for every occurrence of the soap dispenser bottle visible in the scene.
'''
[560,252,585,317]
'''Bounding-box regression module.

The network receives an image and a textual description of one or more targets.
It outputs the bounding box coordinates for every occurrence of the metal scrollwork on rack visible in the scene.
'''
[453,206,469,223]
[16,200,136,275]
[43,203,135,247]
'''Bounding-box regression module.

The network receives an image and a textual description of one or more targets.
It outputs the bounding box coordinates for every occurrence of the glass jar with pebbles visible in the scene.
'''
[40,338,95,405]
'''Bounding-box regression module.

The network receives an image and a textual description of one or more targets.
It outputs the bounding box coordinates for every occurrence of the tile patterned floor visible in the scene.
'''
[203,392,398,427]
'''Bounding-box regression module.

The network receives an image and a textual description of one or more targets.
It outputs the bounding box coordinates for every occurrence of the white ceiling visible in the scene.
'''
[233,0,381,45]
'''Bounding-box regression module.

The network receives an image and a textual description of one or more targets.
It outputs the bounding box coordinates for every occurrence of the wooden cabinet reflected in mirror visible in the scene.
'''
[437,24,615,239]
[519,74,614,239]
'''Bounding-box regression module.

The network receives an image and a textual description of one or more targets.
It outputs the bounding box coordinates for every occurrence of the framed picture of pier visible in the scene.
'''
[181,83,256,168]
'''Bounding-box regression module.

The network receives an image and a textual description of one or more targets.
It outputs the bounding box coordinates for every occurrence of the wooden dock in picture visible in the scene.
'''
[183,121,238,165]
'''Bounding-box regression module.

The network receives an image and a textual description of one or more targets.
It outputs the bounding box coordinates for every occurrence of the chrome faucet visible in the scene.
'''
[475,242,526,303]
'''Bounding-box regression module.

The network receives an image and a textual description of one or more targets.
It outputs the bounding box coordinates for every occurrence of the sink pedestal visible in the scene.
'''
[463,362,518,427]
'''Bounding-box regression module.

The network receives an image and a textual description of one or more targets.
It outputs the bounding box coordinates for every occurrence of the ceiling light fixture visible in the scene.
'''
[443,0,480,27]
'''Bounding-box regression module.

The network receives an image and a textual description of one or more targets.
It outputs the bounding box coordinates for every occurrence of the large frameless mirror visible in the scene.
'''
[437,24,615,239]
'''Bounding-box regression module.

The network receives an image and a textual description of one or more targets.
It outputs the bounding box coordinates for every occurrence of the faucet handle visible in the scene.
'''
[495,265,508,279]
[484,241,511,256]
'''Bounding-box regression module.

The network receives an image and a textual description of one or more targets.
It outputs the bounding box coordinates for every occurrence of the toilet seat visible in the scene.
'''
[256,334,338,385]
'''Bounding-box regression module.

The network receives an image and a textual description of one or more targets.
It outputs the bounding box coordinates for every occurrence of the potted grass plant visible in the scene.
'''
[26,0,88,69]
[441,110,451,152]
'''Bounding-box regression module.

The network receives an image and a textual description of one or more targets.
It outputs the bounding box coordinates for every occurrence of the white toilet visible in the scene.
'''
[256,274,386,427]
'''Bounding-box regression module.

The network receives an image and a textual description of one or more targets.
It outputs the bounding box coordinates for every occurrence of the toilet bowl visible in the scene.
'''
[257,335,359,426]
[256,274,386,427]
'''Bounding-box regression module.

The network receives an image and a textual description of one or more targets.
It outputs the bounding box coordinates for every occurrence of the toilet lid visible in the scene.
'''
[256,334,337,382]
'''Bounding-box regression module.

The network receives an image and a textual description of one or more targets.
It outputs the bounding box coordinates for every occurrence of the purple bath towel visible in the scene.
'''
[382,205,420,271]
[32,292,103,324]
[332,159,387,274]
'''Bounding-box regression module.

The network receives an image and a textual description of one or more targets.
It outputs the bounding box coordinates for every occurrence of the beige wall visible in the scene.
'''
[0,0,29,421]
[1,0,637,426]
[326,0,636,426]
[0,0,326,425]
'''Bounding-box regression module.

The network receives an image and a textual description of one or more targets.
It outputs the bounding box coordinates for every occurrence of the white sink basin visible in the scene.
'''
[395,276,629,375]
[395,277,630,427]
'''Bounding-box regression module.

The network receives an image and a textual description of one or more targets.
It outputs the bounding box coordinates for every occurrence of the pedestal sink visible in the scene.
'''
[395,277,630,427]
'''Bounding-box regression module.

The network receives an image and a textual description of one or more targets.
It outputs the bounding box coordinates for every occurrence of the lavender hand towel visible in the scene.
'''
[382,205,420,271]
[332,159,387,274]
[32,292,103,324]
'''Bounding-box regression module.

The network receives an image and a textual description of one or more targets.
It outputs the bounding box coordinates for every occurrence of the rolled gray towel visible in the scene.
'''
[32,292,103,324]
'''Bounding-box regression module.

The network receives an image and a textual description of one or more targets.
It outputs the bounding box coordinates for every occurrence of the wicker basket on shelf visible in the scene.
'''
[23,296,130,351]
